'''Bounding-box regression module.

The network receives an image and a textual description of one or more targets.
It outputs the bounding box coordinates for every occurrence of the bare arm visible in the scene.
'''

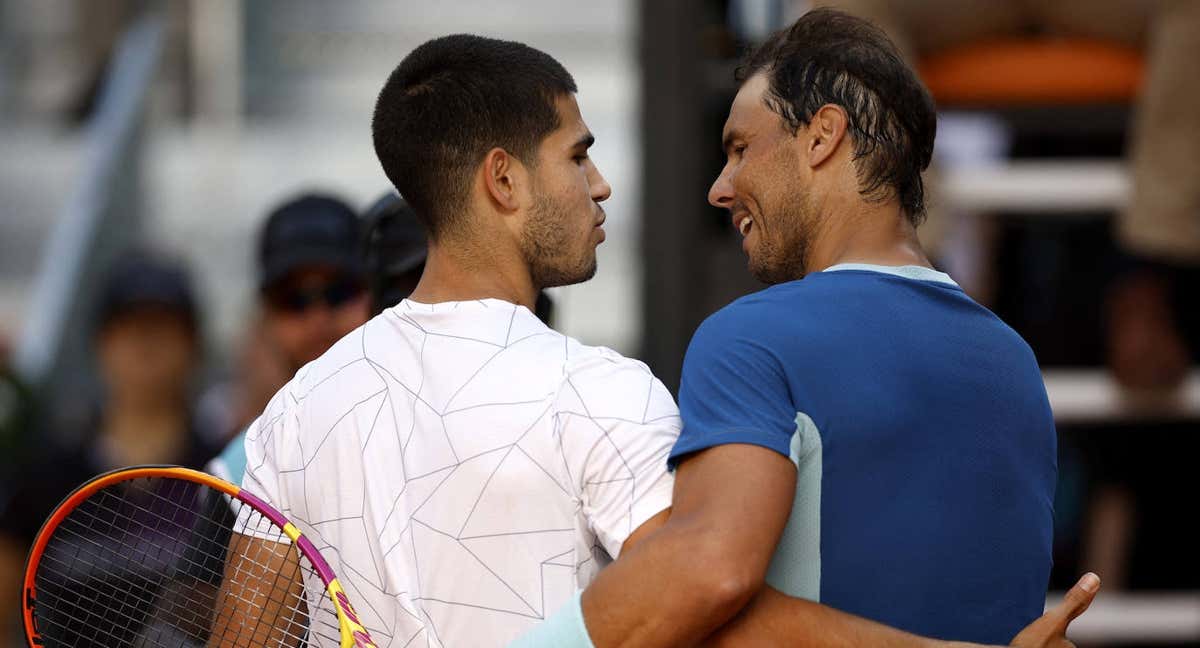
[575,443,967,647]
[636,444,968,648]
[681,444,956,647]
[579,443,1099,647]
[578,443,797,647]
[576,444,964,647]
[673,446,1099,648]
[703,575,1098,648]
[209,533,308,648]
[706,586,981,648]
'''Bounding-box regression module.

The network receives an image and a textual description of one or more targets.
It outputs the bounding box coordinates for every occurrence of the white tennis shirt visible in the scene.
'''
[242,298,678,647]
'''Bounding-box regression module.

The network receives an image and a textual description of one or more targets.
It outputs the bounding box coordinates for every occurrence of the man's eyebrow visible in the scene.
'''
[572,132,595,150]
[722,128,743,153]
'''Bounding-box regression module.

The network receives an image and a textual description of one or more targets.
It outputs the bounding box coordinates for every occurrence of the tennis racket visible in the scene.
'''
[23,465,377,647]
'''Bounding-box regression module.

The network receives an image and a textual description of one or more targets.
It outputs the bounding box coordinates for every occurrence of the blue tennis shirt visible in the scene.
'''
[670,264,1056,644]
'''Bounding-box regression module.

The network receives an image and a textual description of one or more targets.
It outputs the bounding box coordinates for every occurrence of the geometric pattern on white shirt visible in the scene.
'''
[241,299,679,647]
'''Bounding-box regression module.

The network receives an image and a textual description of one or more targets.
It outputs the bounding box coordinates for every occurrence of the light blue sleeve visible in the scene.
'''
[507,592,594,648]
[205,428,249,486]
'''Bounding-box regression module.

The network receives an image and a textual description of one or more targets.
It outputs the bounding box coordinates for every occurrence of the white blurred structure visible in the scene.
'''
[0,0,643,357]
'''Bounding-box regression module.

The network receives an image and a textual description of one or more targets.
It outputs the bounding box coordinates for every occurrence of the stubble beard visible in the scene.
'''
[521,193,598,289]
[749,187,817,285]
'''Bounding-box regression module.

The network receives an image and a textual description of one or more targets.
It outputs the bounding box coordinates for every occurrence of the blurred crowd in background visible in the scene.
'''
[0,1,1197,646]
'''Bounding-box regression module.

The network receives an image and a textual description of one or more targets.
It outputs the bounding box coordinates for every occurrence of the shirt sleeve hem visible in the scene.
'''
[668,429,792,470]
[607,472,675,560]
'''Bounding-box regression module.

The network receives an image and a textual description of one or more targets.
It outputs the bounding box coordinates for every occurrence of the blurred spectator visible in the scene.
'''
[257,194,372,372]
[205,193,371,482]
[362,191,429,317]
[1106,262,1198,391]
[0,250,215,638]
[809,0,1200,389]
[208,193,373,443]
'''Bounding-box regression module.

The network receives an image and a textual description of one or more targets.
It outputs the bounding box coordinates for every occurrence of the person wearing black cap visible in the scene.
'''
[361,191,429,317]
[257,193,371,373]
[205,193,372,485]
[0,250,219,640]
[208,193,373,440]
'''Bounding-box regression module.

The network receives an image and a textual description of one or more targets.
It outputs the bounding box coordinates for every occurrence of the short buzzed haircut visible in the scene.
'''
[739,9,937,224]
[372,34,577,239]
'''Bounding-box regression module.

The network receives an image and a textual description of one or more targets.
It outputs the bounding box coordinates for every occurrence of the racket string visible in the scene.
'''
[62,484,334,647]
[45,497,267,629]
[40,527,310,638]
[31,476,344,647]
[41,513,227,642]
[67,486,323,626]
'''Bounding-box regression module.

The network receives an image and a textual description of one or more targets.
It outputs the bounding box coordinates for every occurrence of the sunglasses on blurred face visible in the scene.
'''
[266,276,364,314]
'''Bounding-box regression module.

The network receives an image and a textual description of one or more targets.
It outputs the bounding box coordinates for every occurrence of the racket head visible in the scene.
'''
[22,465,377,648]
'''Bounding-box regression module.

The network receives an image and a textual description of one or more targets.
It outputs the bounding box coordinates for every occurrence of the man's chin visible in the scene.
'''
[536,260,598,290]
[747,253,773,285]
[748,257,802,285]
[567,261,598,286]
[749,265,776,285]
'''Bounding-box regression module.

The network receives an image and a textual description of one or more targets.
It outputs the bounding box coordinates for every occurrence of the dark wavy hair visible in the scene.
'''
[738,9,937,224]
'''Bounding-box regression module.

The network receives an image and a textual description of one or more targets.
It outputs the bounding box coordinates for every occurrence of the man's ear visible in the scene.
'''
[806,104,850,168]
[481,147,524,212]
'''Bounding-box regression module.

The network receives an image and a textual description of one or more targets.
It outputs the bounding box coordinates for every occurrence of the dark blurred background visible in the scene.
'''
[1,1,1197,646]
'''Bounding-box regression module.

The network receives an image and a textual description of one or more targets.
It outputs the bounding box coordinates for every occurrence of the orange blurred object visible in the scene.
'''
[919,39,1144,106]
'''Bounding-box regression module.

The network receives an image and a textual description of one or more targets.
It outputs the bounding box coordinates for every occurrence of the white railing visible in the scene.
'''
[1044,369,1200,425]
[942,160,1129,214]
[1051,592,1200,644]
[12,12,165,386]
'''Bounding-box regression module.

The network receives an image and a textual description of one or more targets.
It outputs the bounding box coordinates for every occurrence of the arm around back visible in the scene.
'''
[576,442,798,647]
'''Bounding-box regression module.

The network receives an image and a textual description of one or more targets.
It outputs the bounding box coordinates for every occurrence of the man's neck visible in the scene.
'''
[408,238,539,312]
[806,200,931,273]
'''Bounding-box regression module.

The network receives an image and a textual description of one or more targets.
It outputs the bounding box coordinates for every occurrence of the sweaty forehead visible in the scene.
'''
[724,73,773,140]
